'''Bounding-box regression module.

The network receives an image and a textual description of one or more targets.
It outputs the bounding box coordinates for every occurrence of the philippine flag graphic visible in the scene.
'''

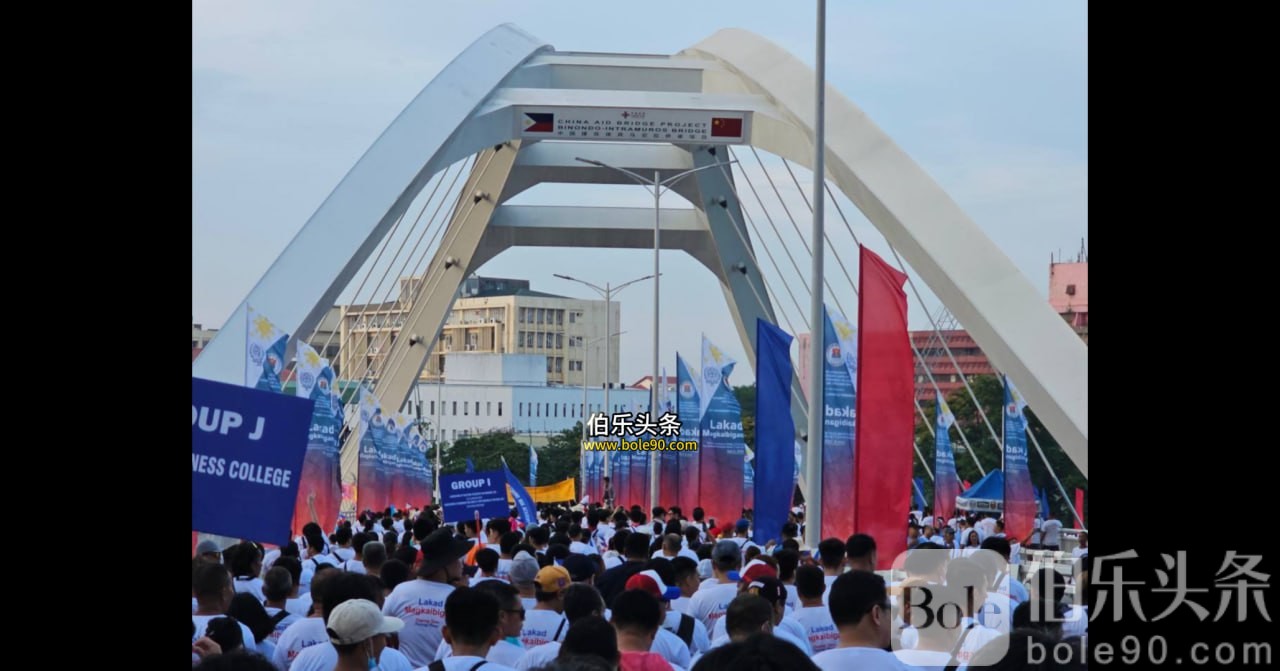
[523,112,554,133]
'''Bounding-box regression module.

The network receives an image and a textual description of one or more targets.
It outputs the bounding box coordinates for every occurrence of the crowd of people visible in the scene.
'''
[192,501,1089,670]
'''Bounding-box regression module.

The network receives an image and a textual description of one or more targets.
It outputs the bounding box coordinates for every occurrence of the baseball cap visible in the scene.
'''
[510,551,540,585]
[740,559,778,584]
[743,576,786,607]
[735,518,751,533]
[325,598,404,645]
[196,540,222,555]
[712,540,741,580]
[697,558,713,581]
[625,570,682,602]
[535,565,572,594]
[563,554,597,582]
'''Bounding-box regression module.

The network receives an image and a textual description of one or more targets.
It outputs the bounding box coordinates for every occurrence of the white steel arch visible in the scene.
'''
[194,24,1086,477]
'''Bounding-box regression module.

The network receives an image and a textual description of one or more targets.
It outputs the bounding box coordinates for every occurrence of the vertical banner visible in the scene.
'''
[245,306,289,392]
[675,355,701,512]
[853,245,913,570]
[502,457,538,525]
[1074,488,1085,528]
[753,318,795,545]
[290,343,343,539]
[626,399,649,511]
[356,388,386,512]
[933,393,961,527]
[1038,486,1051,522]
[658,366,679,507]
[820,305,858,540]
[698,336,746,527]
[912,477,927,513]
[530,443,539,487]
[395,412,417,509]
[1003,376,1036,542]
[465,457,476,474]
[743,447,754,508]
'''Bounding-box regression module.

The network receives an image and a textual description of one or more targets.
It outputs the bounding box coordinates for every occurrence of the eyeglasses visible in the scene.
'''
[503,608,526,619]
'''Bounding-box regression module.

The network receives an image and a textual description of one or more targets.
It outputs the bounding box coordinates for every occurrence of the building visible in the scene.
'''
[192,308,342,370]
[630,375,677,394]
[1049,250,1088,343]
[338,274,619,388]
[407,352,650,444]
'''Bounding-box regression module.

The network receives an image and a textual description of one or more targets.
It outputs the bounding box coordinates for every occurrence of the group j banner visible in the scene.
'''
[675,354,701,512]
[820,305,857,540]
[698,335,745,526]
[193,377,312,544]
[1003,376,1036,541]
[290,342,343,539]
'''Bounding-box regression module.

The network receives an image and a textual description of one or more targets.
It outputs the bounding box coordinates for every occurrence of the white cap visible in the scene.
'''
[326,599,404,645]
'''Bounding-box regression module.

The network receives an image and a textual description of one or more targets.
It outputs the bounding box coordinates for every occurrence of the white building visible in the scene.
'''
[405,351,650,446]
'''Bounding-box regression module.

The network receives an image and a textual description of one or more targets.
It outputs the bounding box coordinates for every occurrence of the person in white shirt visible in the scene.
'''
[627,568,708,662]
[969,551,1013,634]
[515,583,607,670]
[299,526,340,590]
[668,556,701,615]
[568,524,598,556]
[191,563,258,658]
[1040,512,1064,551]
[810,572,911,671]
[816,538,846,605]
[470,547,505,587]
[893,583,964,671]
[520,565,571,648]
[316,598,404,671]
[339,532,369,573]
[437,586,519,671]
[691,593,774,667]
[331,527,357,563]
[1071,531,1088,558]
[944,559,1003,666]
[791,565,838,653]
[272,568,343,670]
[687,541,743,631]
[262,567,301,648]
[509,551,540,611]
[228,541,267,602]
[707,575,812,655]
[652,533,697,563]
[381,527,472,667]
[978,537,1030,605]
[359,541,387,579]
[435,581,528,667]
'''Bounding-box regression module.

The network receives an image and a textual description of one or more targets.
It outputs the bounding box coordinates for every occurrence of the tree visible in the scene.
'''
[439,425,585,487]
[913,375,1087,526]
[733,384,756,451]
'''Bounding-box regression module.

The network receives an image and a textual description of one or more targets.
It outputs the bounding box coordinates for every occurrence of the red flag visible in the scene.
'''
[710,117,743,137]
[1075,488,1085,528]
[962,480,972,491]
[853,246,913,570]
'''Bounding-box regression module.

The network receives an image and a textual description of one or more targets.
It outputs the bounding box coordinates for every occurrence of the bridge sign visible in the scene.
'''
[518,107,748,144]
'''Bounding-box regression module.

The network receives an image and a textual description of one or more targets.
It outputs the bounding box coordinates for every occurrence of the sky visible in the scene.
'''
[193,0,1087,385]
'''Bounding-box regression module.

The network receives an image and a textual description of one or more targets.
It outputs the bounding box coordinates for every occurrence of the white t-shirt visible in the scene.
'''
[792,605,839,653]
[436,639,526,667]
[264,606,302,646]
[812,646,911,671]
[286,593,314,617]
[953,619,1002,666]
[496,558,514,582]
[191,614,257,656]
[382,578,455,667]
[711,615,812,655]
[288,642,415,671]
[519,596,537,611]
[271,617,329,670]
[1062,604,1088,639]
[651,627,692,670]
[976,591,1013,634]
[1041,519,1063,546]
[893,648,953,671]
[440,655,516,671]
[262,548,282,576]
[821,574,839,605]
[1072,546,1088,559]
[515,641,560,670]
[670,596,692,614]
[663,609,711,654]
[520,609,569,648]
[233,576,266,602]
[591,525,617,553]
[686,582,739,631]
[341,558,367,574]
[571,541,599,555]
[332,547,356,562]
[783,585,799,613]
[300,554,340,588]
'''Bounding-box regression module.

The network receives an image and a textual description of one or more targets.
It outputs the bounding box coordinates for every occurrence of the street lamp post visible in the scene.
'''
[554,273,653,504]
[581,330,625,501]
[573,156,737,508]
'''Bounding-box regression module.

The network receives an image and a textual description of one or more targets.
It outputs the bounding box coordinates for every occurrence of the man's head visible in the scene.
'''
[562,583,606,623]
[1077,531,1088,548]
[526,526,550,548]
[335,527,353,547]
[325,597,403,664]
[475,548,500,577]
[980,536,1013,562]
[828,571,892,649]
[907,524,921,547]
[735,518,751,537]
[670,556,700,598]
[362,542,387,572]
[775,549,800,583]
[624,531,651,561]
[724,594,774,641]
[903,546,949,583]
[196,539,224,564]
[945,558,990,616]
[845,533,877,572]
[510,551,540,591]
[563,554,597,585]
[561,616,620,667]
[443,587,501,651]
[535,565,572,611]
[193,563,234,611]
[485,519,512,545]
[263,567,293,605]
[795,565,826,603]
[662,534,682,556]
[610,589,664,647]
[416,528,473,585]
[742,575,787,625]
[818,538,846,572]
[475,580,524,639]
[711,540,743,579]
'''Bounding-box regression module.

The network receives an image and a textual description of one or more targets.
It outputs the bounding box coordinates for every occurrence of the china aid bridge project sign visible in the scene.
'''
[192,377,312,544]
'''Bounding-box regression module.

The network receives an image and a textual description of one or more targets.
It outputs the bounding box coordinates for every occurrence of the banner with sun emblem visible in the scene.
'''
[674,353,701,511]
[245,306,289,392]
[290,342,343,538]
[698,335,745,527]
[821,305,858,539]
[1003,376,1036,542]
[356,387,388,512]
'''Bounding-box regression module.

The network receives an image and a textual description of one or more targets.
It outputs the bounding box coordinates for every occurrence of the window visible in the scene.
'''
[1066,284,1077,296]
[536,403,540,417]
[519,402,524,416]
[569,312,576,324]
[537,333,545,348]
[519,308,526,323]
[452,430,457,440]
[537,309,545,324]
[430,401,435,415]
[556,310,564,326]
[555,357,563,373]
[950,375,958,383]
[562,403,568,417]
[487,402,492,416]
[569,360,582,372]
[546,403,551,416]
[452,401,457,415]
[498,402,503,417]
[556,334,563,348]
[547,357,553,373]
[475,401,480,415]
[554,404,558,418]
[464,402,468,416]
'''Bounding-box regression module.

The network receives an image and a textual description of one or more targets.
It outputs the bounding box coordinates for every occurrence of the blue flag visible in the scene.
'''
[465,457,476,474]
[1039,486,1052,520]
[530,443,538,487]
[502,457,538,526]
[752,318,795,545]
[912,477,927,513]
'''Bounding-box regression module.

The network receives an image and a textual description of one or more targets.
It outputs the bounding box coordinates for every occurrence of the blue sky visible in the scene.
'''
[193,0,1087,384]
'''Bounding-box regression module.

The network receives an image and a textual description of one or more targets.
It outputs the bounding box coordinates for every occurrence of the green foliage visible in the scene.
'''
[440,424,586,487]
[734,384,756,451]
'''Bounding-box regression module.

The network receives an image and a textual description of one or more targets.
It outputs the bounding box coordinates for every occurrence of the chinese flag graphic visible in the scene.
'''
[711,117,743,137]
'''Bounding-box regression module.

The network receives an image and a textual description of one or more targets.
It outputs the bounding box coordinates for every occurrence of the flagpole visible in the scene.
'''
[804,0,827,551]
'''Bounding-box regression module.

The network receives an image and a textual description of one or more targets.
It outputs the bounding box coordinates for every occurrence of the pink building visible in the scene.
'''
[1049,258,1088,342]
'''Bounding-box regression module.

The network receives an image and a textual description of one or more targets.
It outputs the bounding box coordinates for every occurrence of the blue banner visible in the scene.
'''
[753,318,795,545]
[675,354,701,511]
[291,344,343,537]
[245,306,289,392]
[1003,377,1036,541]
[193,377,313,544]
[1039,485,1051,520]
[933,393,961,526]
[440,471,509,523]
[503,458,538,526]
[465,457,476,474]
[912,477,926,513]
[820,306,858,539]
[530,443,538,487]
